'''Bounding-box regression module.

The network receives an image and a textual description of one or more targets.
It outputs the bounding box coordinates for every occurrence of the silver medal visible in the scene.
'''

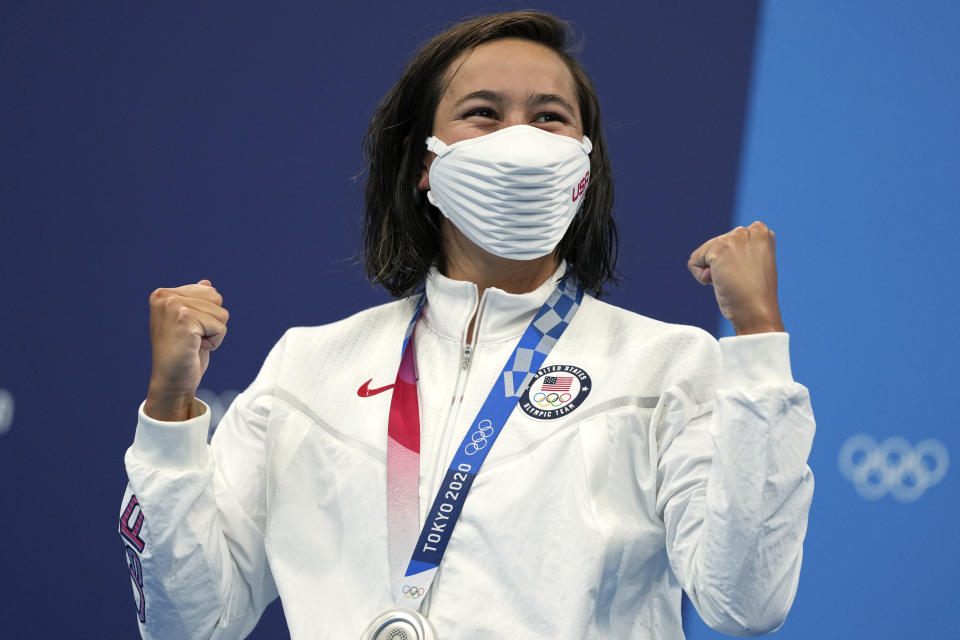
[361,608,437,640]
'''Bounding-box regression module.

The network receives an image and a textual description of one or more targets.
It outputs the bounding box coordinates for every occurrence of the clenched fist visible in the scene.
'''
[688,221,784,335]
[144,279,229,421]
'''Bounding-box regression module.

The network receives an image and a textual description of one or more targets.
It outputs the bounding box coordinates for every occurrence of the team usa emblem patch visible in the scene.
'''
[520,364,591,420]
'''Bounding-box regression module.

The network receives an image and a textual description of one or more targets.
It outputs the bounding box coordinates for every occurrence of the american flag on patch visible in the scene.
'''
[541,376,573,393]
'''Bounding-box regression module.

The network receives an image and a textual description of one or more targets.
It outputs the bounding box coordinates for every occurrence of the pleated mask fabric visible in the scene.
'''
[425,125,592,260]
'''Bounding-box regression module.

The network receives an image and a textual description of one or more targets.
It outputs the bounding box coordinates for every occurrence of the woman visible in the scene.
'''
[120,11,814,640]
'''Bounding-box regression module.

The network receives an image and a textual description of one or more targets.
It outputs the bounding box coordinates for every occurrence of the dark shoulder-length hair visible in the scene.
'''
[363,11,617,297]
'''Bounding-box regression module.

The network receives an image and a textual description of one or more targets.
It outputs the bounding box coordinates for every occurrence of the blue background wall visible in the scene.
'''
[686,2,959,638]
[0,1,955,637]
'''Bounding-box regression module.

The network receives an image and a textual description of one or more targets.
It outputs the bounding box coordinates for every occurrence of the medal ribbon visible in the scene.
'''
[385,275,583,609]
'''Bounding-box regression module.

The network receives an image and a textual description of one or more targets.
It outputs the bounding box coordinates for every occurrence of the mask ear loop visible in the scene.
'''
[425,136,450,155]
[416,137,449,206]
[423,136,451,210]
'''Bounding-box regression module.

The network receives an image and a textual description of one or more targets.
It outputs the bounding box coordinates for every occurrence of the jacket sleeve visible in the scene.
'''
[654,332,815,637]
[119,333,289,640]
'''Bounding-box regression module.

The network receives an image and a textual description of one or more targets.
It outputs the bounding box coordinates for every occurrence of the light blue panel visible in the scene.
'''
[687,1,959,638]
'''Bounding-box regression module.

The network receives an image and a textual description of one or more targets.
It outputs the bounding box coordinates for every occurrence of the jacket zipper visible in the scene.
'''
[421,289,488,616]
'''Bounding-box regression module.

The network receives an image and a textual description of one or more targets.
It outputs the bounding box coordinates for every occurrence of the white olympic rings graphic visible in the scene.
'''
[838,434,949,502]
[532,391,573,407]
[464,419,495,456]
[402,584,425,599]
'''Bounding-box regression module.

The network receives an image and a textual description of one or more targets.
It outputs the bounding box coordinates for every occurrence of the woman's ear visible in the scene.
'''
[418,151,435,191]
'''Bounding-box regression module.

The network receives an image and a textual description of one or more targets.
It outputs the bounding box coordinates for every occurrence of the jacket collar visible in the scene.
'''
[422,261,567,344]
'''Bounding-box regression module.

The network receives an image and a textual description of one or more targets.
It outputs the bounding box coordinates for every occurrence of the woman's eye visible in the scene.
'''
[534,112,567,124]
[464,108,497,119]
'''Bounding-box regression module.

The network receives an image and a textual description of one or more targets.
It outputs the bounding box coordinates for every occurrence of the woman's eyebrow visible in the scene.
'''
[528,93,576,119]
[454,89,504,108]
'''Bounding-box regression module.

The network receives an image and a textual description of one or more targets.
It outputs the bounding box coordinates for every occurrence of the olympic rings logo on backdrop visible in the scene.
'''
[402,585,425,599]
[533,392,572,408]
[464,420,495,456]
[838,434,949,502]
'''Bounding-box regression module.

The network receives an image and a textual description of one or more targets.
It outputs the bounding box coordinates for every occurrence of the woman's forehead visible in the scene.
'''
[441,38,578,105]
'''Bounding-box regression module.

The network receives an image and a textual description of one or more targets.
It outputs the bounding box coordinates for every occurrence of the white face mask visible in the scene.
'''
[425,125,593,261]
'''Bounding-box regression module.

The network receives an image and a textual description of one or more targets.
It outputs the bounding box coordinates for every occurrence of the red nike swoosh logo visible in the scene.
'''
[357,379,395,397]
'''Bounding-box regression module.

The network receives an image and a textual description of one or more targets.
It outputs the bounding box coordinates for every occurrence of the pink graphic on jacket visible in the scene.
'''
[386,331,422,594]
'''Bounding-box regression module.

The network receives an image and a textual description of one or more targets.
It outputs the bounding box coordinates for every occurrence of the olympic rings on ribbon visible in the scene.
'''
[402,585,425,599]
[838,434,949,502]
[532,392,573,408]
[464,419,495,455]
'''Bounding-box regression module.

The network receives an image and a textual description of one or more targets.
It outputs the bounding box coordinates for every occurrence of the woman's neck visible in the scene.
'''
[440,221,559,299]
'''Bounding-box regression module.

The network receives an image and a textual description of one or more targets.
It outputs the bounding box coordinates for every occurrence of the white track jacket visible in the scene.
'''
[120,266,815,639]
